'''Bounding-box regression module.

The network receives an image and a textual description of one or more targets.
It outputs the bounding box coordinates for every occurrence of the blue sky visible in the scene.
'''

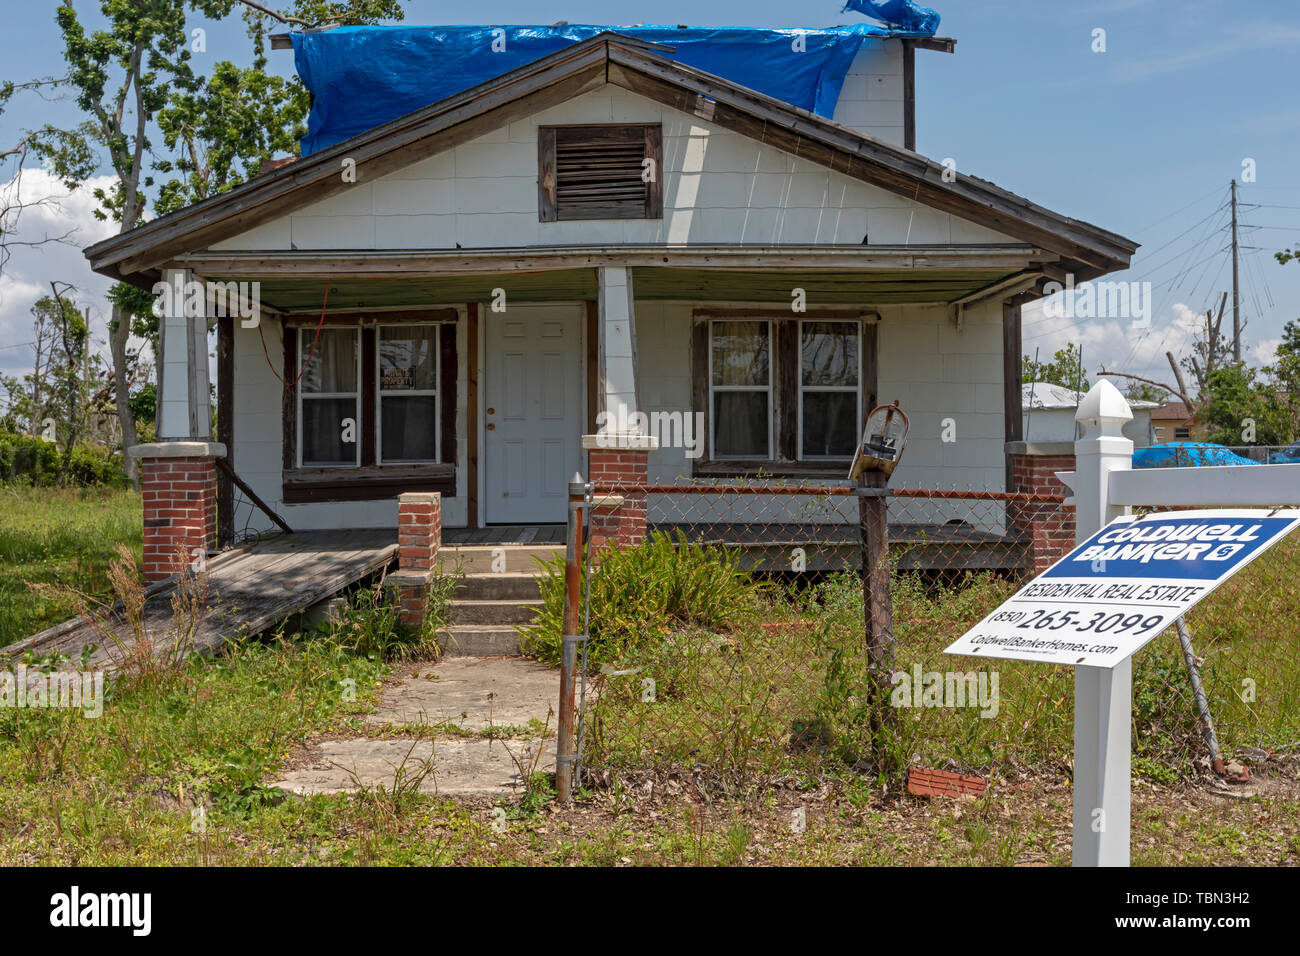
[3,0,1299,393]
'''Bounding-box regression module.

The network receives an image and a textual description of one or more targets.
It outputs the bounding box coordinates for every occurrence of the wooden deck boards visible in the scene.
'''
[2,530,397,673]
[442,525,566,545]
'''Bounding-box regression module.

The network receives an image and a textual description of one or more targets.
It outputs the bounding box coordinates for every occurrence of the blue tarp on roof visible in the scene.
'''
[291,22,930,155]
[843,1,940,35]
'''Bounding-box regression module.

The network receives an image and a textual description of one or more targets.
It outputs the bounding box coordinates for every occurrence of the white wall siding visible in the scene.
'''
[634,298,1009,529]
[831,39,905,146]
[211,84,1020,254]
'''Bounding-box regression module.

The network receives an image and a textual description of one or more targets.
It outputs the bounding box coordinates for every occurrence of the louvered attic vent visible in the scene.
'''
[538,124,663,221]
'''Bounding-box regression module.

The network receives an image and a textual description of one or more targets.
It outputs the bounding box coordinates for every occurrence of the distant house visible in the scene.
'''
[1149,401,1206,443]
[1022,382,1156,447]
[82,23,1136,571]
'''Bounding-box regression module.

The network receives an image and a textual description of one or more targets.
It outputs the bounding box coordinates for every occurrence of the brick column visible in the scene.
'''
[128,442,225,584]
[1006,442,1076,575]
[583,434,657,551]
[389,492,441,626]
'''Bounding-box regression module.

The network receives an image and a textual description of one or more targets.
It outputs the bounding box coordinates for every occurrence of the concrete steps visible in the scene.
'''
[437,548,556,656]
[439,544,562,575]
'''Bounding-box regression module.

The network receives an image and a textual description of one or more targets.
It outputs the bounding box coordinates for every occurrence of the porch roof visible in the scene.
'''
[180,243,1049,312]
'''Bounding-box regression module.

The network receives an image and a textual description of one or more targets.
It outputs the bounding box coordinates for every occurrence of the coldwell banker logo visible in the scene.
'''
[49,886,151,936]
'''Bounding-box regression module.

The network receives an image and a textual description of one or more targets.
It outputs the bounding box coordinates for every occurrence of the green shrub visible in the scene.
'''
[0,430,124,487]
[321,566,462,662]
[519,530,768,667]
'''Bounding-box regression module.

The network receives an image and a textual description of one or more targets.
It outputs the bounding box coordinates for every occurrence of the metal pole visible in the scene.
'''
[556,474,586,804]
[1231,178,1241,364]
[858,472,895,766]
[1176,617,1226,776]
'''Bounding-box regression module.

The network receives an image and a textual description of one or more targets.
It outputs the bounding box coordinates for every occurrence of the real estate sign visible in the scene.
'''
[945,509,1300,668]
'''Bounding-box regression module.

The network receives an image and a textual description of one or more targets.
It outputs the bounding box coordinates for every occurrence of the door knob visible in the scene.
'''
[487,423,495,430]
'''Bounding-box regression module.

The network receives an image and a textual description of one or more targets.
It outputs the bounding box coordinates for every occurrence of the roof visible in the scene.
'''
[1023,381,1159,411]
[84,32,1138,287]
[1150,401,1193,421]
[288,24,923,155]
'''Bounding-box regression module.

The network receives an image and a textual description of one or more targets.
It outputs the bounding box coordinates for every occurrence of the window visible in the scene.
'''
[694,311,874,473]
[378,325,439,464]
[710,320,772,459]
[299,328,359,467]
[538,124,663,221]
[799,321,861,459]
[1175,427,1191,440]
[283,310,459,502]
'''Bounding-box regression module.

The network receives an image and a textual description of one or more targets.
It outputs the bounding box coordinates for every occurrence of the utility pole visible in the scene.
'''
[1230,179,1241,363]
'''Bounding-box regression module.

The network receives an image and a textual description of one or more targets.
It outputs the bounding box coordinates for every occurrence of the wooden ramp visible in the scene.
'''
[2,530,397,672]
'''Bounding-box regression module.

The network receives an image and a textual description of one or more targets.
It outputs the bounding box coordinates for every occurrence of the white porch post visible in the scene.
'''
[595,265,640,434]
[155,267,212,441]
[1067,380,1134,867]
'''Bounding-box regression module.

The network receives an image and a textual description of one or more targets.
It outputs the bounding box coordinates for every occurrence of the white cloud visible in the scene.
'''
[1252,338,1280,368]
[1020,297,1204,393]
[0,167,119,375]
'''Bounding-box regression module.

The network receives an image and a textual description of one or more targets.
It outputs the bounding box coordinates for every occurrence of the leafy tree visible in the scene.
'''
[49,0,407,483]
[1124,382,1169,404]
[1022,342,1090,391]
[1261,319,1300,444]
[1199,363,1289,447]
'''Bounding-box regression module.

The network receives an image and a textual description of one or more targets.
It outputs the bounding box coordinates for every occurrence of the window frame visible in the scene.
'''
[691,309,878,477]
[796,319,863,462]
[375,323,441,466]
[297,325,361,470]
[708,318,774,461]
[281,309,459,502]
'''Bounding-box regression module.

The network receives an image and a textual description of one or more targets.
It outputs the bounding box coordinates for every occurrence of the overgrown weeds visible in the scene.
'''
[521,529,768,667]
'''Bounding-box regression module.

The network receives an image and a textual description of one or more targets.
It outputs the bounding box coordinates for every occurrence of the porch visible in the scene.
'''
[187,249,1043,541]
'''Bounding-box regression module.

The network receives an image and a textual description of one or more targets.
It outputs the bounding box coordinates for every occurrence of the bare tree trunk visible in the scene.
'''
[111,302,139,487]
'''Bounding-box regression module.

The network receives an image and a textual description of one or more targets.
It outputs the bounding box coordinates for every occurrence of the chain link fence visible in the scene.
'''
[533,480,1299,796]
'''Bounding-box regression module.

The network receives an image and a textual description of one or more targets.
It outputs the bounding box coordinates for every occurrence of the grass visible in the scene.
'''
[575,531,1300,790]
[0,485,141,645]
[0,490,1296,866]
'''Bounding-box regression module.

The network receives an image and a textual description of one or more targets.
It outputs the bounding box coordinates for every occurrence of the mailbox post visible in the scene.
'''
[850,402,908,761]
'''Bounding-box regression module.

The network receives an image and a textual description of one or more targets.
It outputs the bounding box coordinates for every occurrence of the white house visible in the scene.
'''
[82,24,1136,577]
[1023,381,1156,448]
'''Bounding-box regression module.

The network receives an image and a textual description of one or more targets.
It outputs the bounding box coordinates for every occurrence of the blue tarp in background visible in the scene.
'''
[1132,442,1262,469]
[292,21,934,155]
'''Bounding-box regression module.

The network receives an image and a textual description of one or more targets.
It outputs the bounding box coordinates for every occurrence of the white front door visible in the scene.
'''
[484,304,584,524]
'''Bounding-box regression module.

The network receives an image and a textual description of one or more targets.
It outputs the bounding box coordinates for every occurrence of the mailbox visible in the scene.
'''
[849,401,908,482]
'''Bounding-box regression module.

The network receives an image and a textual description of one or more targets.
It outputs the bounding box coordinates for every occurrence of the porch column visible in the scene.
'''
[388,492,442,628]
[128,441,225,583]
[130,269,221,583]
[155,268,212,441]
[584,266,657,549]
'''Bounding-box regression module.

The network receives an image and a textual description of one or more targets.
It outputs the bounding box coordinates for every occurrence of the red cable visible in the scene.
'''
[259,281,331,386]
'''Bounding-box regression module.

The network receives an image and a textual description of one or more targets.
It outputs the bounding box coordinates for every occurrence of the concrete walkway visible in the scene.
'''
[273,657,557,798]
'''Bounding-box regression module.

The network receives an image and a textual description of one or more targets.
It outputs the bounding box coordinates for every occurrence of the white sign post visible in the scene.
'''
[947,382,1300,866]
